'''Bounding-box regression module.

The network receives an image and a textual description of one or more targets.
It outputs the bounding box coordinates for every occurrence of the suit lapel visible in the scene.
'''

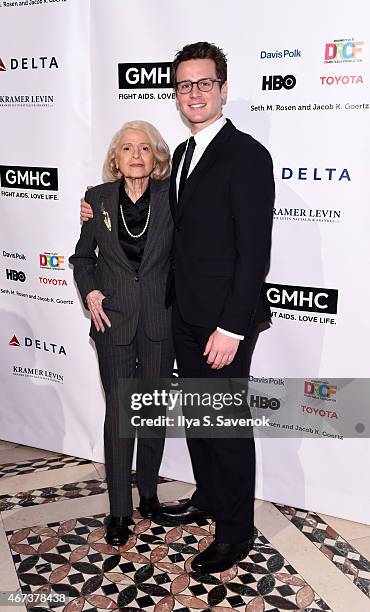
[98,180,134,272]
[140,179,168,269]
[169,142,186,223]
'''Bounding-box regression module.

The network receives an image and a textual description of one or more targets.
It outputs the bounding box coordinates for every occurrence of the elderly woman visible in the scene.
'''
[70,121,173,546]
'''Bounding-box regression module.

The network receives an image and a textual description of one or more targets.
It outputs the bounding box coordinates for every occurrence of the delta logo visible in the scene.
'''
[0,56,59,71]
[324,39,364,63]
[8,335,66,356]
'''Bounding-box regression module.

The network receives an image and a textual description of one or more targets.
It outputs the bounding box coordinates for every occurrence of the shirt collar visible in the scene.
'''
[192,116,227,149]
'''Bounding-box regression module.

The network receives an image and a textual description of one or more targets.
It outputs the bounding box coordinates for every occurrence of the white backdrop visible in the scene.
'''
[0,0,369,524]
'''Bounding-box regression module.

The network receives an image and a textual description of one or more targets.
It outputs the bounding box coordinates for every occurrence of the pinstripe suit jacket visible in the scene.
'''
[70,178,173,345]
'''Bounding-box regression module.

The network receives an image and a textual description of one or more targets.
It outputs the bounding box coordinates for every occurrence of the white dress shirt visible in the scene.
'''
[176,116,244,341]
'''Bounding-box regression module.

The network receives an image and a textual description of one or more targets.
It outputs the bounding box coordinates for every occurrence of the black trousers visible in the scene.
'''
[95,324,174,517]
[173,301,257,543]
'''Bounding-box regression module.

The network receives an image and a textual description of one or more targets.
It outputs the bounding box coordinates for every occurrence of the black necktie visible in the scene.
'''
[178,136,196,201]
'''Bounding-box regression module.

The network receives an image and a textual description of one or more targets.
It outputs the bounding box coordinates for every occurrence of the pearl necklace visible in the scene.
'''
[120,202,151,239]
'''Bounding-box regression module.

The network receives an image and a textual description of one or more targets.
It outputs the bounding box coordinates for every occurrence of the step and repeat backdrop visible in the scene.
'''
[0,0,369,523]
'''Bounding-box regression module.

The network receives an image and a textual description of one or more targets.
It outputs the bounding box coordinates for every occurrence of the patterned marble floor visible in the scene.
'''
[0,440,369,612]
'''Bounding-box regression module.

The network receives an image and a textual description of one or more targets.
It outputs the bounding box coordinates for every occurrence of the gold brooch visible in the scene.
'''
[101,204,111,232]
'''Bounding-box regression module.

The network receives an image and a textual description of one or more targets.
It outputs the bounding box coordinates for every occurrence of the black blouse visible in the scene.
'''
[118,179,150,272]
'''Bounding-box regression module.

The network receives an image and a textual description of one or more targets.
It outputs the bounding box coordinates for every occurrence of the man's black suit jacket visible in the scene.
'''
[166,119,275,337]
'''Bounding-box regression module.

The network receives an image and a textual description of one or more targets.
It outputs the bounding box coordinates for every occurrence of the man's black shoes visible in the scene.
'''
[158,500,213,524]
[191,538,254,573]
[139,494,161,519]
[105,515,130,546]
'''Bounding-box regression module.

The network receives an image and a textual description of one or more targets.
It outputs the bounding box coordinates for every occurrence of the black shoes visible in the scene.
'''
[105,515,130,546]
[158,499,214,524]
[139,494,161,519]
[191,538,254,573]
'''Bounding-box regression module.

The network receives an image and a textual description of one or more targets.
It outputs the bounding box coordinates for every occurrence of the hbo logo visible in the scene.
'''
[249,395,280,410]
[6,269,26,282]
[262,75,296,90]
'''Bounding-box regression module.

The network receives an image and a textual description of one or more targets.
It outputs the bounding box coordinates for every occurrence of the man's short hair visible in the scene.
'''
[172,42,227,87]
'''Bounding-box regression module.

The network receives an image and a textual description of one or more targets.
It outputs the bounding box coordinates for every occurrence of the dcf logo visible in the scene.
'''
[324,40,364,63]
[262,75,296,91]
[304,380,337,401]
[39,253,64,270]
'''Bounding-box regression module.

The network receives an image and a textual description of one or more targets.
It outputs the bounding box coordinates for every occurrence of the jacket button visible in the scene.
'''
[134,276,139,282]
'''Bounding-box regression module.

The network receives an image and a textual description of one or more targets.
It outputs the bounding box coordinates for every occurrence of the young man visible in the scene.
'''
[159,42,275,573]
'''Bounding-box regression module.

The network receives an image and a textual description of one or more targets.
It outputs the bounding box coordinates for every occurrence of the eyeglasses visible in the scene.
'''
[175,77,222,94]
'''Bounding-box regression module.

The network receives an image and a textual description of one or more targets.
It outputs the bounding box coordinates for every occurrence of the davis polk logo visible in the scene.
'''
[262,75,296,90]
[0,56,59,71]
[265,283,338,314]
[3,250,26,261]
[118,62,172,89]
[260,48,302,59]
[0,166,58,191]
[324,39,364,63]
[8,335,66,356]
[6,269,26,282]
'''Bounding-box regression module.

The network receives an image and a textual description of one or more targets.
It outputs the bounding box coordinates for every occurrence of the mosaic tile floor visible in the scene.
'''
[0,455,92,479]
[0,476,172,512]
[6,511,331,611]
[275,504,370,599]
[1,442,370,611]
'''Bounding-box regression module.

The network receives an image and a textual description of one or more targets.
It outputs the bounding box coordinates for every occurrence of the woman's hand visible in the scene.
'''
[86,290,111,332]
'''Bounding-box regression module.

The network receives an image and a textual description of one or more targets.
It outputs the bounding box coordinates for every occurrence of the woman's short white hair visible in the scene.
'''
[102,120,171,182]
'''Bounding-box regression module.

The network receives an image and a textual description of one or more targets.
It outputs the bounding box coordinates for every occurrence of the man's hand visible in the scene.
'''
[80,186,94,222]
[86,290,111,332]
[203,330,240,369]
